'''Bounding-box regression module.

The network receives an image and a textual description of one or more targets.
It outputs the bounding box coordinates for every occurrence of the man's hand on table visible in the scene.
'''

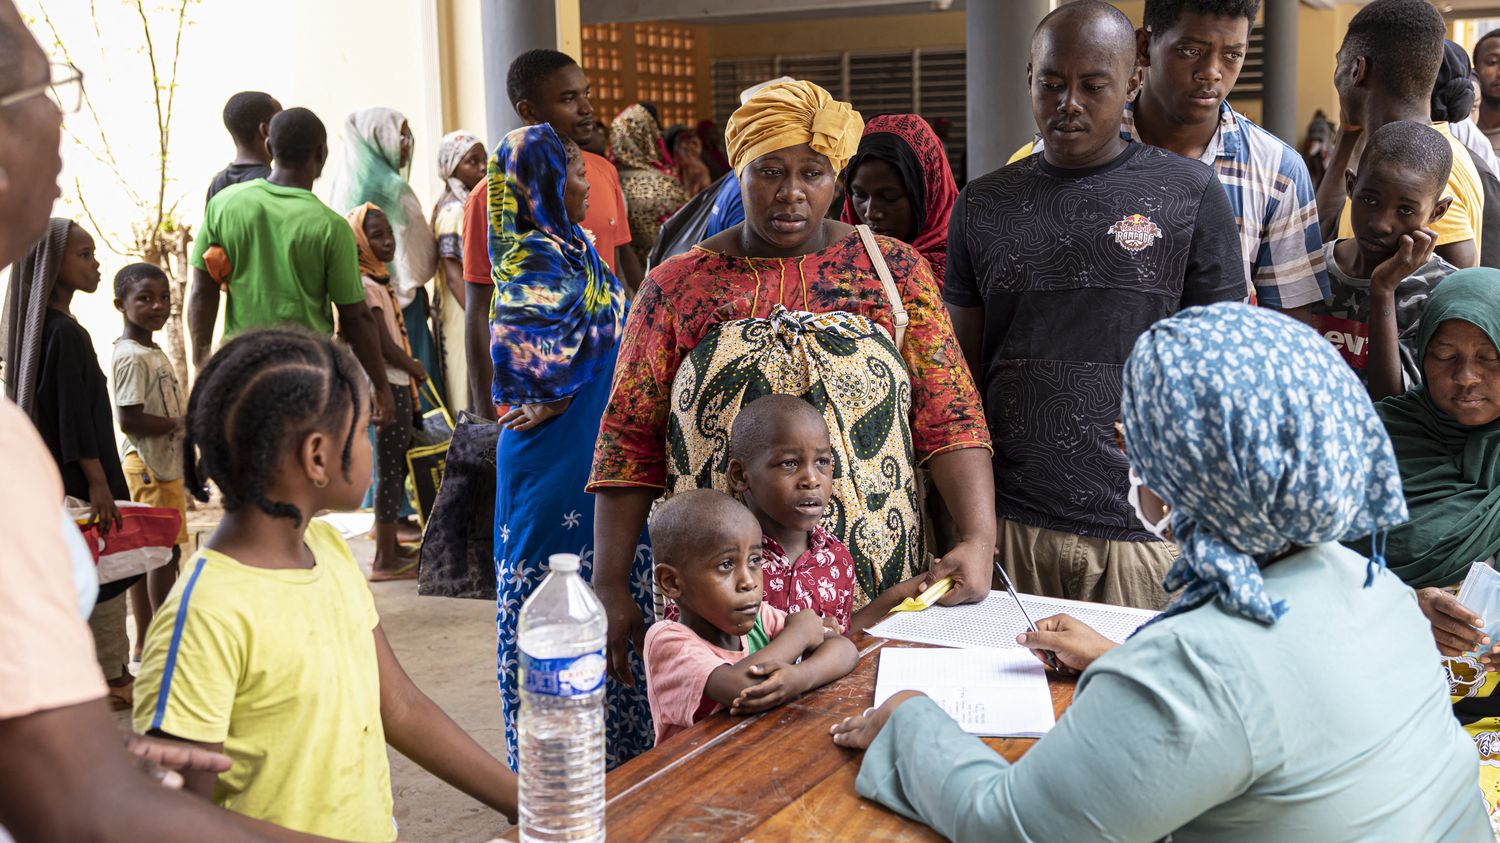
[920,539,993,605]
[830,690,926,751]
[1017,613,1116,674]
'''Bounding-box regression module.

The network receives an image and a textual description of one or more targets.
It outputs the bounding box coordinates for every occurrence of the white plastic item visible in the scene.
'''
[517,553,608,843]
[63,497,179,584]
[1456,561,1500,657]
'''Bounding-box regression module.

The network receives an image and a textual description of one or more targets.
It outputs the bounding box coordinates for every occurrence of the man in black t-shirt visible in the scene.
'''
[945,0,1243,610]
[205,91,282,205]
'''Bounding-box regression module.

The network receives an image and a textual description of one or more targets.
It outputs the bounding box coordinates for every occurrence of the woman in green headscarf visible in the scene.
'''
[330,108,444,407]
[1375,267,1500,825]
[1374,268,1500,590]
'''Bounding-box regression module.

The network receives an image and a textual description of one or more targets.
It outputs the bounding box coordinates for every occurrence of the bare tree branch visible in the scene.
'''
[36,4,120,176]
[60,124,147,209]
[47,0,197,386]
[88,0,103,43]
[131,0,167,233]
[71,176,130,256]
[163,0,190,188]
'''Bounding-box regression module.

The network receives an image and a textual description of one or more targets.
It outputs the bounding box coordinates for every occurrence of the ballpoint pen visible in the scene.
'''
[994,559,1060,671]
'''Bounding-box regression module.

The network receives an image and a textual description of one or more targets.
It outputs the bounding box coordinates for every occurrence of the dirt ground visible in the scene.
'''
[120,511,514,843]
[359,531,515,843]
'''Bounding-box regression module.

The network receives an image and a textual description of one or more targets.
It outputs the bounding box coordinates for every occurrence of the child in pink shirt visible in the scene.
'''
[643,490,857,744]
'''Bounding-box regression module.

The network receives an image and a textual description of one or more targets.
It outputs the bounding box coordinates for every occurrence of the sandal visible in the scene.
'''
[369,560,420,582]
[107,681,134,712]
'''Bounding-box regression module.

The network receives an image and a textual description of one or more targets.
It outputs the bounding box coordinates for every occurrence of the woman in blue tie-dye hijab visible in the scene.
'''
[485,124,654,771]
[488,123,625,408]
[829,303,1489,842]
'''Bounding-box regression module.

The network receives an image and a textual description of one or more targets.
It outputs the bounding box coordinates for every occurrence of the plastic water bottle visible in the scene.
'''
[517,553,607,842]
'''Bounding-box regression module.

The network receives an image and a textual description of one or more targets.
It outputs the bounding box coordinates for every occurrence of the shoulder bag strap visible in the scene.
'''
[855,223,908,352]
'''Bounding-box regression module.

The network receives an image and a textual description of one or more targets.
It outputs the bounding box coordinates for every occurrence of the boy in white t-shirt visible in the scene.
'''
[111,262,188,655]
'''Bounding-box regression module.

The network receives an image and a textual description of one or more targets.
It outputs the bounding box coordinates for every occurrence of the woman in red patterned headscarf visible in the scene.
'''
[840,114,958,287]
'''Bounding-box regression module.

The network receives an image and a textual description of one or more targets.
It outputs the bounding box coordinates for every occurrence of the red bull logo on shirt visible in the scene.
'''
[1107,213,1163,254]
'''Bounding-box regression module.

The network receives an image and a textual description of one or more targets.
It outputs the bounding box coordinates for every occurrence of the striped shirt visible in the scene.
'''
[1013,101,1330,309]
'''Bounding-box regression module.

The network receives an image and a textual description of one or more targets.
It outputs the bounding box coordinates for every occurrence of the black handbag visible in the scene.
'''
[417,411,499,600]
[646,172,731,271]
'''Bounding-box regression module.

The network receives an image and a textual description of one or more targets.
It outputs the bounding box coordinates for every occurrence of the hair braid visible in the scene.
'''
[183,328,365,526]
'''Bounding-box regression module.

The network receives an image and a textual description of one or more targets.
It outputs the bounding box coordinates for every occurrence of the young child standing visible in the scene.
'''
[1313,121,1459,400]
[726,394,923,634]
[644,489,858,744]
[111,262,187,659]
[346,203,426,581]
[24,218,135,709]
[131,328,515,841]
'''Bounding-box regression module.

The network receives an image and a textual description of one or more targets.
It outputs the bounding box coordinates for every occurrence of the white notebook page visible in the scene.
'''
[872,647,1056,737]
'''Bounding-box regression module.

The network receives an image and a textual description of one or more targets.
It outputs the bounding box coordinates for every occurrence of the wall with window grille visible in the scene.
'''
[710,30,1266,185]
[712,49,969,182]
[581,22,706,131]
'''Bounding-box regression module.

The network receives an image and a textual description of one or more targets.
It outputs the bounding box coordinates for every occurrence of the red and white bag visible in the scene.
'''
[64,498,182,585]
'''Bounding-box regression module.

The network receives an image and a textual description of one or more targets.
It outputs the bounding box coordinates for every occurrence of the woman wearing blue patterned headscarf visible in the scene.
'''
[829,304,1489,842]
[485,123,654,772]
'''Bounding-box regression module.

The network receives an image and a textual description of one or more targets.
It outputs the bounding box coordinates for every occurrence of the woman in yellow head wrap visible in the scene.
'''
[586,79,998,684]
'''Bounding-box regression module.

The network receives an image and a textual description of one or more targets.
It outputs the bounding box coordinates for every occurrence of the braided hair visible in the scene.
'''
[184,328,364,526]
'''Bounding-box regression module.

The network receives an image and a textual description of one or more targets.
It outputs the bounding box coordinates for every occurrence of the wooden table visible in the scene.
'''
[505,635,1076,842]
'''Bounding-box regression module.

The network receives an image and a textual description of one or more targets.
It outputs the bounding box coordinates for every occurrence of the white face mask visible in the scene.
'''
[1127,466,1173,542]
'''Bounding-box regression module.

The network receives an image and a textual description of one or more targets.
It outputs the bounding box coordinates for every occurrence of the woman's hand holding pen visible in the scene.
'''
[1016,614,1116,674]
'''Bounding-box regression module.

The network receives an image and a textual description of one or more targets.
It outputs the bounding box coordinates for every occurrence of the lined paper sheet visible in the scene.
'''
[873,647,1056,737]
[868,590,1159,650]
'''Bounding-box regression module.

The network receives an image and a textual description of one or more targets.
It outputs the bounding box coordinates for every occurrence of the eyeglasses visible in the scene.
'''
[0,63,85,114]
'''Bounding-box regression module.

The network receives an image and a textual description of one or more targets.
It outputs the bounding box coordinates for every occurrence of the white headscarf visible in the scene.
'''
[437,129,483,205]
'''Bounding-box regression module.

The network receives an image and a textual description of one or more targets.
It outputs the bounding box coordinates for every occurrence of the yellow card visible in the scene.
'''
[888,576,954,613]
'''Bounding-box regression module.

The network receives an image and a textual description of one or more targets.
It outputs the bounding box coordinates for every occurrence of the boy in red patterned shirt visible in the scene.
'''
[727,395,922,633]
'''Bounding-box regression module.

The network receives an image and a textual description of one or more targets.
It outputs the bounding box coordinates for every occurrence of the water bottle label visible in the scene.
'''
[521,648,607,697]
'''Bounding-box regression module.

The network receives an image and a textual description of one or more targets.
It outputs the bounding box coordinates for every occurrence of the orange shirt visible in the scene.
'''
[463,149,633,285]
[0,398,107,718]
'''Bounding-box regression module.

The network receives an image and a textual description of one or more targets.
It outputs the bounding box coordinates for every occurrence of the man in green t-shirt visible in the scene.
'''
[188,107,392,425]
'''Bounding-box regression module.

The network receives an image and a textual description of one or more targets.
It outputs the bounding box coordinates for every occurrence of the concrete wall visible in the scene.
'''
[705,10,964,58]
[437,0,493,143]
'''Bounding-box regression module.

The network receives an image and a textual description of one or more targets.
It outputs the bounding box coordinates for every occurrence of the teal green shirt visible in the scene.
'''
[857,543,1491,842]
[190,179,364,337]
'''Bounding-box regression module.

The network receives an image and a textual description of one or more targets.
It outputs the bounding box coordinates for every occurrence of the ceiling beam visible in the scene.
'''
[581,0,958,25]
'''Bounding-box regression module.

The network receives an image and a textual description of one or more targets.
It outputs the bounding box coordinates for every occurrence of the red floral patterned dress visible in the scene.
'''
[588,229,990,492]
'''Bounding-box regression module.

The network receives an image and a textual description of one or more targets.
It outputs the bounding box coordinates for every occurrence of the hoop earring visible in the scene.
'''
[314,476,328,489]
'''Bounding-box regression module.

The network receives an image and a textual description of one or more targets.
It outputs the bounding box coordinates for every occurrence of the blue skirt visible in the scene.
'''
[493,349,654,770]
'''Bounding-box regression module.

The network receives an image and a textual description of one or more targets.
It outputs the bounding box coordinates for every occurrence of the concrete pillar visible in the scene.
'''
[966,0,1053,179]
[556,0,582,63]
[1261,0,1298,145]
[479,0,558,145]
